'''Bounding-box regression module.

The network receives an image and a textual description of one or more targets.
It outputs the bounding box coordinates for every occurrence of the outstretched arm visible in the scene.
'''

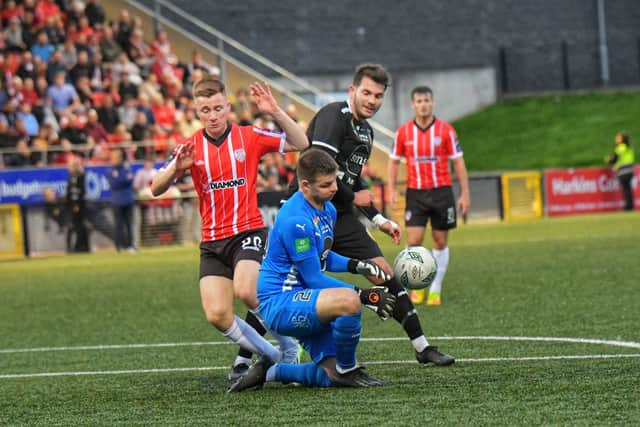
[250,81,308,152]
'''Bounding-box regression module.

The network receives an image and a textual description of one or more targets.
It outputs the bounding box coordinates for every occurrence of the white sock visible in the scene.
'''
[429,247,449,295]
[233,356,252,367]
[265,365,276,382]
[412,336,429,352]
[222,315,280,363]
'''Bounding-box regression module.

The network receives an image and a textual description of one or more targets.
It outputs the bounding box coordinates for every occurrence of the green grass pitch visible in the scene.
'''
[1,212,639,425]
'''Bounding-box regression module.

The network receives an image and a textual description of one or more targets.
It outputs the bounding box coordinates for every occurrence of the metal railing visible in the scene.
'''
[127,0,395,147]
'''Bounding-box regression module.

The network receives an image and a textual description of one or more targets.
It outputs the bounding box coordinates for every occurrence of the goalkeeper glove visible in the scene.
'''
[348,259,391,282]
[358,286,396,320]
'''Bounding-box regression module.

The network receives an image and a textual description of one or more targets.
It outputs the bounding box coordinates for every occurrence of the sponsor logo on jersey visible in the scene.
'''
[209,178,246,190]
[414,156,438,163]
[295,237,311,253]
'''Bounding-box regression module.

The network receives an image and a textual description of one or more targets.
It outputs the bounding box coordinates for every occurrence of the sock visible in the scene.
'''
[273,362,332,387]
[332,313,361,372]
[232,355,252,367]
[412,336,429,353]
[385,277,424,340]
[237,310,267,360]
[430,247,450,295]
[222,315,280,363]
[250,309,299,363]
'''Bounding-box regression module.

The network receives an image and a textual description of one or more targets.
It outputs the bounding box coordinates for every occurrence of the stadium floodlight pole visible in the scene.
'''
[597,0,610,86]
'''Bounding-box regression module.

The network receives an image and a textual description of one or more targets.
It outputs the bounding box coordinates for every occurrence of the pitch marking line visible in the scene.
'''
[2,354,640,379]
[2,336,639,380]
[2,335,640,354]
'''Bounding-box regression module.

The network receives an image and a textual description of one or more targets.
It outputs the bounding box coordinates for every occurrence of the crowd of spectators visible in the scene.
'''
[0,0,300,192]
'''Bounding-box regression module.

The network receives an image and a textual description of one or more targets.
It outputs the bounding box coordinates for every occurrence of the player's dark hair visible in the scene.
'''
[353,63,390,90]
[297,149,338,183]
[618,132,631,146]
[411,86,433,100]
[192,74,226,98]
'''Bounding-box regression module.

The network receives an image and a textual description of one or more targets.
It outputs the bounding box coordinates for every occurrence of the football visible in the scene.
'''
[392,246,437,289]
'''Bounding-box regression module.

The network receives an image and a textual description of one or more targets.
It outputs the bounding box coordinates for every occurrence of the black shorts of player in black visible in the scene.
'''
[404,187,457,230]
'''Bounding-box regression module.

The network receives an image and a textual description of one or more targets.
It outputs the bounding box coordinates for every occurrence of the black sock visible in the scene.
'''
[384,277,424,340]
[237,310,267,360]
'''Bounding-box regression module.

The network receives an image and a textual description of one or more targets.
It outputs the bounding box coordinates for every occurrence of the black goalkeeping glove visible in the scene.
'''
[357,286,396,321]
[348,259,391,282]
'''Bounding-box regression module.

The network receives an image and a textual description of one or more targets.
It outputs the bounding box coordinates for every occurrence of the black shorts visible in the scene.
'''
[405,187,457,230]
[332,209,383,260]
[199,228,267,280]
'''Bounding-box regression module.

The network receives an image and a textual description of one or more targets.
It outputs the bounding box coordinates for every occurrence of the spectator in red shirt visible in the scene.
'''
[151,95,176,132]
[34,0,62,27]
[2,1,23,27]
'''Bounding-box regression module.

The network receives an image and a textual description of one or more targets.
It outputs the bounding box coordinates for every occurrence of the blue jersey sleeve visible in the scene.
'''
[295,256,355,290]
[325,251,350,272]
[281,214,354,290]
[280,216,318,263]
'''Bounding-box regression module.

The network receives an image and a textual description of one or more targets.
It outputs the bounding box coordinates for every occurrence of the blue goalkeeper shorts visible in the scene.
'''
[259,288,336,364]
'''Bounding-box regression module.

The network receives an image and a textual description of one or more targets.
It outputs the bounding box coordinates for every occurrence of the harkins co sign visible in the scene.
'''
[544,166,639,216]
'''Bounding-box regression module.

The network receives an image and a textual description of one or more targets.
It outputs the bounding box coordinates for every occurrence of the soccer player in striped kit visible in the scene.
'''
[151,75,309,381]
[388,86,470,306]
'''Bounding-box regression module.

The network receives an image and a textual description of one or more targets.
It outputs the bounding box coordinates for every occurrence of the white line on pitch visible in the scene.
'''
[1,353,639,379]
[2,335,639,354]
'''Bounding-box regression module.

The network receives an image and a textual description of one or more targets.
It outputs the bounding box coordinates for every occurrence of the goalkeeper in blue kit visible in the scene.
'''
[229,149,396,392]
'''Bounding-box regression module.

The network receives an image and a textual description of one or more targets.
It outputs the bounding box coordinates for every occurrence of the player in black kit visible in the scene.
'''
[293,64,454,366]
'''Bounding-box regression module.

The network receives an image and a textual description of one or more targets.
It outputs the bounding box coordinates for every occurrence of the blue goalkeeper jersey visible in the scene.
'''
[258,191,342,299]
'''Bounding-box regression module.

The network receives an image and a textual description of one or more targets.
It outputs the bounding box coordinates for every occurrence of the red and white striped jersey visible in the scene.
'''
[390,118,463,190]
[183,125,286,242]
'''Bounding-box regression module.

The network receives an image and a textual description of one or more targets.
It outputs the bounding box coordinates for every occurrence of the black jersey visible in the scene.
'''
[289,101,374,213]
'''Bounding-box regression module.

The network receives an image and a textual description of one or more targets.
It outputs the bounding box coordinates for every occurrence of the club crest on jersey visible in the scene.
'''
[234,148,246,162]
[433,136,442,146]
